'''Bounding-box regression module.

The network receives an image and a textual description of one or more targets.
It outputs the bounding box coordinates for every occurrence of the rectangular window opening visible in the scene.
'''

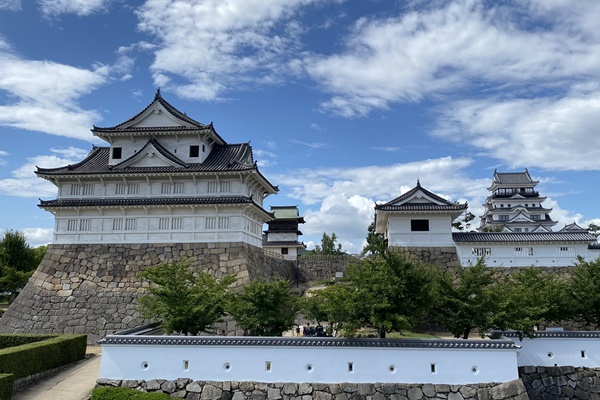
[430,363,437,374]
[189,145,200,158]
[411,219,429,232]
[581,350,587,359]
[183,360,189,370]
[348,362,354,373]
[112,147,122,159]
[265,361,271,372]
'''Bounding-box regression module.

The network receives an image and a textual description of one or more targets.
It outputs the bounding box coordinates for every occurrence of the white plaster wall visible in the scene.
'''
[99,339,518,384]
[268,232,298,241]
[512,336,600,368]
[387,214,454,247]
[456,243,595,267]
[108,135,212,165]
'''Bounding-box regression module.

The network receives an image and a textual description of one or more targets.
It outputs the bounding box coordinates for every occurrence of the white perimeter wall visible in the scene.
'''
[99,338,519,384]
[456,243,598,267]
[511,336,600,368]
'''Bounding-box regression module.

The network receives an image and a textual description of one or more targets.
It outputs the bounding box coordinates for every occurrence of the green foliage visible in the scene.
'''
[314,251,439,338]
[569,256,600,326]
[493,267,568,339]
[452,212,476,231]
[228,280,300,336]
[92,387,171,400]
[301,293,329,325]
[137,261,236,335]
[0,231,46,302]
[587,223,600,238]
[361,222,386,256]
[0,334,50,350]
[481,225,505,232]
[0,334,86,380]
[0,373,14,400]
[433,259,499,339]
[314,232,344,255]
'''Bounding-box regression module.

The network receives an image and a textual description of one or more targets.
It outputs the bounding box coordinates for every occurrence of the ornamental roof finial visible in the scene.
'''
[416,178,421,187]
[155,87,161,99]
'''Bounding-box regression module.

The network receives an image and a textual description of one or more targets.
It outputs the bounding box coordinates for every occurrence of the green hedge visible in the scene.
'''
[0,334,86,380]
[92,387,171,400]
[0,334,55,350]
[0,374,15,400]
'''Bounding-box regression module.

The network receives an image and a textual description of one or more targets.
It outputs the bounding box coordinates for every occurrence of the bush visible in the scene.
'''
[0,373,14,400]
[0,334,86,380]
[92,387,171,400]
[0,334,53,350]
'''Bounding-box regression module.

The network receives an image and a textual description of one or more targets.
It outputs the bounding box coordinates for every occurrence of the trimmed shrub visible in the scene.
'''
[0,373,15,400]
[92,387,171,400]
[0,334,86,380]
[0,334,55,350]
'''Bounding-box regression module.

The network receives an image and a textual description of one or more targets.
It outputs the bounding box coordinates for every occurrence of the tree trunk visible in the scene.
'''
[462,327,471,339]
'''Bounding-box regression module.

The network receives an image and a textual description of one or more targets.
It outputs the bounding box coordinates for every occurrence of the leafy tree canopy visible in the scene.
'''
[0,230,45,302]
[361,222,386,256]
[314,232,344,255]
[312,251,440,338]
[433,258,499,339]
[451,212,476,231]
[568,256,600,327]
[228,279,300,336]
[137,261,236,335]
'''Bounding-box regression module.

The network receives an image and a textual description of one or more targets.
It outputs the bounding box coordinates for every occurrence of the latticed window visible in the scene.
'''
[67,219,78,231]
[125,218,137,230]
[173,182,185,194]
[79,219,92,231]
[205,217,217,229]
[471,247,491,257]
[112,219,124,230]
[158,217,169,230]
[171,217,183,230]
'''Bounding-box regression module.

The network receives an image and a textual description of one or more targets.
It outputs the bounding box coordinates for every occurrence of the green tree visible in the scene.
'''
[228,280,300,336]
[316,251,439,338]
[137,261,236,335]
[568,256,600,327]
[0,231,45,303]
[587,223,600,238]
[452,212,476,231]
[494,267,569,339]
[314,232,344,255]
[433,259,499,339]
[361,222,386,256]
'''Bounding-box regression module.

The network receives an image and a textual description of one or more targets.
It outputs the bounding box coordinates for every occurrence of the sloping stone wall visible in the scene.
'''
[0,243,294,344]
[297,255,356,282]
[96,378,529,400]
[519,366,600,399]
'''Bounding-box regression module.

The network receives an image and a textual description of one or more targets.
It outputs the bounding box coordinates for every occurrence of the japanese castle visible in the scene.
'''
[375,175,599,267]
[36,90,278,247]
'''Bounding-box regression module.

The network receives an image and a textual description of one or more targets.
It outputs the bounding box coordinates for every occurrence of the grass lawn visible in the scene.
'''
[387,331,441,339]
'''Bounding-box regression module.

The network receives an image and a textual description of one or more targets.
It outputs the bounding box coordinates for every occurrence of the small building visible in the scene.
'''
[35,90,278,247]
[262,206,306,260]
[374,180,468,248]
[479,169,556,232]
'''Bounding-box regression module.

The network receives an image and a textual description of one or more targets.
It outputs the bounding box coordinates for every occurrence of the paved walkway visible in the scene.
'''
[12,346,102,400]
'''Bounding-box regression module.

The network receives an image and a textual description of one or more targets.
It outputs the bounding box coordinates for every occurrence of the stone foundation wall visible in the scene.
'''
[0,243,294,344]
[96,378,528,400]
[391,247,462,269]
[297,255,356,283]
[519,366,600,399]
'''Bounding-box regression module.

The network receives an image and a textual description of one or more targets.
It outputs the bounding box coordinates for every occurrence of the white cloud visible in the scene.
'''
[304,0,600,117]
[0,45,115,140]
[38,0,109,17]
[433,92,600,170]
[0,149,7,166]
[0,147,90,198]
[303,193,375,254]
[0,0,20,11]
[135,0,328,100]
[21,227,53,247]
[275,156,481,205]
[289,139,326,149]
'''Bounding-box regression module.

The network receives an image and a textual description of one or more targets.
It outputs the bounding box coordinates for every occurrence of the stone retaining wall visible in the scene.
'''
[0,243,294,344]
[519,366,600,399]
[393,247,462,269]
[96,378,528,400]
[297,255,356,282]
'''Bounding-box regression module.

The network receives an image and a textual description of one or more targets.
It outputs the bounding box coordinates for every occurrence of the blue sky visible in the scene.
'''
[1,0,600,252]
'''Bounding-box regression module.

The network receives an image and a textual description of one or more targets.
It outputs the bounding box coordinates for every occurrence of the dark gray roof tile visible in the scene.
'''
[453,231,597,243]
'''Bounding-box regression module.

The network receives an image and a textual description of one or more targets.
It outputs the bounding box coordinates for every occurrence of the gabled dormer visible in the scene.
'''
[93,89,226,166]
[112,137,188,169]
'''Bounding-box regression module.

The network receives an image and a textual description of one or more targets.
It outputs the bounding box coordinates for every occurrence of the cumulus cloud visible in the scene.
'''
[0,0,20,11]
[0,149,7,166]
[433,92,600,171]
[305,1,600,117]
[0,40,127,140]
[38,0,109,17]
[135,0,328,100]
[22,227,53,247]
[0,147,90,198]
